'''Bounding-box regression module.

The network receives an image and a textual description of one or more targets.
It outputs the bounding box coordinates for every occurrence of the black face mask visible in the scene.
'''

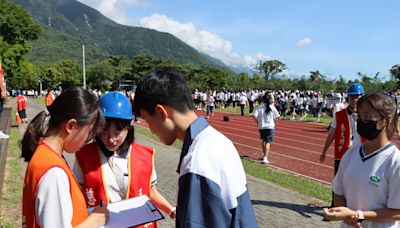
[357,119,383,140]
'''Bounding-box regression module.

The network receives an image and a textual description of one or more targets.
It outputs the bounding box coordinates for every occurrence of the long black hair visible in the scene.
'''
[263,93,272,114]
[20,87,105,161]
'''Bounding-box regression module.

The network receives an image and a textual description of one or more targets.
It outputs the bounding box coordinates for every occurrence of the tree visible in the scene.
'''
[390,64,400,87]
[87,60,115,90]
[309,70,325,82]
[255,60,286,82]
[0,0,41,81]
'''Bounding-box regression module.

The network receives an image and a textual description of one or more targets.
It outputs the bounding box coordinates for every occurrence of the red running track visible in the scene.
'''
[134,110,400,185]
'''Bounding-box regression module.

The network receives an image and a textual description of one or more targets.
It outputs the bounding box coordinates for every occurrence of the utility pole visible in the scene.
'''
[82,44,86,89]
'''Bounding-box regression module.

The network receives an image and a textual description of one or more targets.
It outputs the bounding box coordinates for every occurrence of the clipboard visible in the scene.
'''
[89,195,164,227]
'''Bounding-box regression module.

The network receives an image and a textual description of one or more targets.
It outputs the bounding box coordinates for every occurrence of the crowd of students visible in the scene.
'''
[17,68,400,227]
[192,88,400,121]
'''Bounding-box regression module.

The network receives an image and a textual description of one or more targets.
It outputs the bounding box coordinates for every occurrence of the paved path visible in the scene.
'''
[21,98,340,227]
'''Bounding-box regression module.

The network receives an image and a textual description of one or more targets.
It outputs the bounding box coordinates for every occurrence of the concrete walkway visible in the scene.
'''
[21,98,339,227]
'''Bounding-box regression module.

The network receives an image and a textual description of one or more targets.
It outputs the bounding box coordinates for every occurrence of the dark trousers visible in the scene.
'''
[240,104,245,116]
[0,99,3,118]
[249,101,254,114]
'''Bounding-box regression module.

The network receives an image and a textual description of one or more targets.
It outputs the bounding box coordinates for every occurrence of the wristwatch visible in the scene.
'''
[357,210,365,223]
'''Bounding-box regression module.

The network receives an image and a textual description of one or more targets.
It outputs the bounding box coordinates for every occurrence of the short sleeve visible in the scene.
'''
[387,149,400,209]
[36,167,73,228]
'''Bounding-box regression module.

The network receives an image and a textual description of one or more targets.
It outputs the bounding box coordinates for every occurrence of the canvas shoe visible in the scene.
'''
[0,131,9,139]
[262,157,269,164]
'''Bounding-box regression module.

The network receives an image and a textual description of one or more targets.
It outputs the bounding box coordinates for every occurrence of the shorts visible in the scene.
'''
[259,129,275,143]
[18,109,27,119]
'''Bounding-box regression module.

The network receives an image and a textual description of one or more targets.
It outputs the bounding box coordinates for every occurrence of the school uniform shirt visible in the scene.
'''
[333,143,400,228]
[253,104,280,130]
[35,168,74,227]
[239,95,248,105]
[73,147,157,203]
[176,116,257,228]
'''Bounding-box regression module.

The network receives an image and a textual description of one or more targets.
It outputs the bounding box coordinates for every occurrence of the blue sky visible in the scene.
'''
[77,0,400,81]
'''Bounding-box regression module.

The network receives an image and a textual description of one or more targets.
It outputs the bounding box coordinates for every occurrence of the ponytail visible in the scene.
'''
[263,93,272,114]
[20,86,105,162]
[20,111,48,161]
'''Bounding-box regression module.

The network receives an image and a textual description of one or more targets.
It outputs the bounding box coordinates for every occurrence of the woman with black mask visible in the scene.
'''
[323,93,400,227]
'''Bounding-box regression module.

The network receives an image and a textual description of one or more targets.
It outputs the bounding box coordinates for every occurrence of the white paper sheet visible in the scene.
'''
[88,195,164,228]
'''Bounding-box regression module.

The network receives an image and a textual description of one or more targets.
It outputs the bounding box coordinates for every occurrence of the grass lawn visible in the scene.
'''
[135,126,332,202]
[0,129,24,227]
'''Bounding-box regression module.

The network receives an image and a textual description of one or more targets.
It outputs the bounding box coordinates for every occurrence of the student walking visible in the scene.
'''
[320,84,365,208]
[16,90,28,123]
[74,91,175,228]
[21,87,108,227]
[253,93,280,164]
[320,84,365,174]
[133,68,257,228]
[205,91,215,119]
[324,93,400,227]
[239,92,248,116]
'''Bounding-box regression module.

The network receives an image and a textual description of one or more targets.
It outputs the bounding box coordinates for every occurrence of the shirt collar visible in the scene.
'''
[176,116,209,173]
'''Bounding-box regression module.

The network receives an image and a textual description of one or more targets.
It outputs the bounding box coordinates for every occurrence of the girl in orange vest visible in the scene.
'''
[74,91,176,228]
[21,87,109,227]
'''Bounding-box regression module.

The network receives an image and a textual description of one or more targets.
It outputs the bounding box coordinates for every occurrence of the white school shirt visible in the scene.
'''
[36,167,73,228]
[253,104,280,130]
[333,143,400,228]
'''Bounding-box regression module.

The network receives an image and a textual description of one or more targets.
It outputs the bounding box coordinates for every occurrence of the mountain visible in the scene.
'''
[10,0,228,69]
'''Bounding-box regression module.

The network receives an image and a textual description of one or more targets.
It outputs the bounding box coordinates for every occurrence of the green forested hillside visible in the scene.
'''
[10,0,225,68]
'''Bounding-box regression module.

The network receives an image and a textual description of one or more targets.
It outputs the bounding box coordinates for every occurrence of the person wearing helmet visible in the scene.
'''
[320,83,365,207]
[16,89,29,123]
[73,91,176,227]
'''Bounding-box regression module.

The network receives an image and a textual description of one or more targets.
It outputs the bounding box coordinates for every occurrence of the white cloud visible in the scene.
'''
[77,0,150,25]
[297,37,312,46]
[138,14,269,68]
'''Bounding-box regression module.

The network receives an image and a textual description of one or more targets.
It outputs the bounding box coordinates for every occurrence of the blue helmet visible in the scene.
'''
[347,83,364,96]
[16,90,21,95]
[99,91,132,120]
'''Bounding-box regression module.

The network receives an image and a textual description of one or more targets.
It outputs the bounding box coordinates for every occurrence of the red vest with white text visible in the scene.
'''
[75,142,157,228]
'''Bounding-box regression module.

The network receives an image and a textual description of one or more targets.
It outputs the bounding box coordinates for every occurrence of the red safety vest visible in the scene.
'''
[75,142,157,228]
[17,94,27,111]
[334,109,366,160]
[23,143,88,227]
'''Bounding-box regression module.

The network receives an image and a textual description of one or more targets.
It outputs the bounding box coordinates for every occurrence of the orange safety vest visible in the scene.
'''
[23,143,88,227]
[75,142,157,228]
[17,94,27,111]
[45,93,54,107]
